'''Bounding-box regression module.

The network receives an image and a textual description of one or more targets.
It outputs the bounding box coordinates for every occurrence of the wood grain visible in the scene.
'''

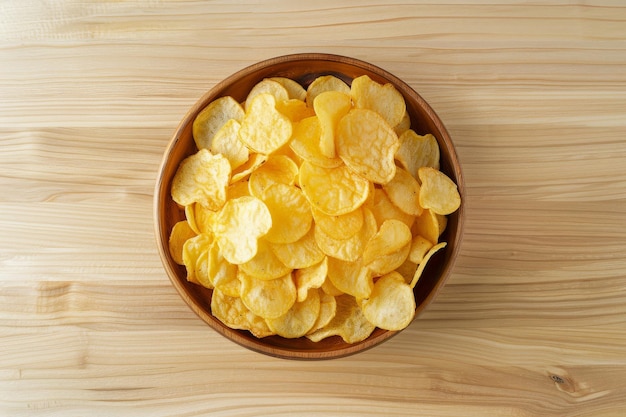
[1,1,625,415]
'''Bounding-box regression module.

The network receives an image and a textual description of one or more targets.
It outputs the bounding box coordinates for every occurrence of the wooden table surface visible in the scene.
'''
[1,1,625,416]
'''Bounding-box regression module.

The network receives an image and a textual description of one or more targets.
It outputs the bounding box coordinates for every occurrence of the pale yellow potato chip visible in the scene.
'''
[306,294,375,343]
[305,75,350,108]
[289,116,343,169]
[169,220,196,265]
[195,250,212,289]
[248,154,298,199]
[361,272,415,331]
[266,288,321,338]
[395,130,440,178]
[239,93,293,155]
[418,167,461,215]
[367,241,411,276]
[307,291,337,334]
[185,202,219,235]
[270,226,324,270]
[269,77,307,101]
[210,119,249,170]
[226,179,251,200]
[382,167,423,216]
[294,257,328,302]
[314,207,377,262]
[393,110,411,137]
[336,108,400,184]
[408,235,434,264]
[245,79,289,112]
[240,271,296,319]
[182,233,213,285]
[311,206,364,241]
[410,242,447,288]
[299,160,369,216]
[213,196,272,264]
[350,75,406,128]
[412,208,440,246]
[362,219,412,265]
[193,96,245,151]
[327,256,373,300]
[211,289,274,338]
[208,239,239,296]
[321,276,344,297]
[370,188,415,229]
[260,183,312,244]
[239,238,292,281]
[230,153,268,183]
[276,98,315,123]
[171,149,231,210]
[314,91,352,158]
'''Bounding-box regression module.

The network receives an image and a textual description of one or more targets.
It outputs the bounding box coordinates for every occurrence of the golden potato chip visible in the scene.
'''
[305,75,350,108]
[240,271,296,319]
[418,167,461,215]
[367,241,411,276]
[336,108,400,184]
[210,119,249,170]
[182,233,213,285]
[412,208,440,246]
[270,226,324,270]
[269,77,307,101]
[260,183,312,244]
[211,289,274,338]
[169,220,196,265]
[436,213,448,237]
[321,276,344,297]
[294,257,328,302]
[306,294,375,343]
[314,91,352,158]
[314,208,377,262]
[299,160,369,216]
[382,167,423,216]
[363,219,412,265]
[307,291,337,334]
[195,250,212,289]
[395,130,440,178]
[213,196,272,264]
[393,110,411,137]
[327,256,373,300]
[276,98,315,123]
[395,259,418,285]
[410,242,447,288]
[370,188,415,229]
[239,238,292,281]
[361,272,415,331]
[248,154,298,199]
[408,235,434,264]
[171,149,231,210]
[208,239,240,296]
[350,75,406,128]
[245,79,289,112]
[239,93,293,155]
[289,116,343,169]
[226,179,251,200]
[185,202,218,235]
[311,206,364,241]
[266,288,321,338]
[193,96,245,151]
[231,153,268,183]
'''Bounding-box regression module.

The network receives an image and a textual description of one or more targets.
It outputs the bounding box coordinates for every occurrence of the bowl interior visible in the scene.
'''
[154,53,465,360]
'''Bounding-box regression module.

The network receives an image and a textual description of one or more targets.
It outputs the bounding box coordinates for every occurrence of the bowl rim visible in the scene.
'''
[154,53,465,360]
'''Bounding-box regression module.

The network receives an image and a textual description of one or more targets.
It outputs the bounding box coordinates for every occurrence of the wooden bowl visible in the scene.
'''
[154,53,465,360]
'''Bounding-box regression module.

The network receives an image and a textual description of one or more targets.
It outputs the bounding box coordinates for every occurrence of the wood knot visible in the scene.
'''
[550,374,565,384]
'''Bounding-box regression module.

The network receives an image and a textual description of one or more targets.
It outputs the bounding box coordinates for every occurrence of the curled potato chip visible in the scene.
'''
[266,288,321,338]
[169,220,197,265]
[307,291,337,334]
[248,155,298,199]
[245,79,289,112]
[367,241,411,276]
[314,207,377,262]
[210,119,249,170]
[383,167,423,216]
[412,208,440,245]
[361,272,415,331]
[371,188,415,229]
[306,75,350,108]
[336,108,400,184]
[213,196,272,264]
[193,96,245,151]
[327,256,373,300]
[299,160,369,216]
[185,202,219,235]
[395,131,440,178]
[276,98,315,123]
[350,75,406,128]
[240,271,296,319]
[270,226,324,270]
[306,294,375,343]
[231,153,268,183]
[314,91,352,158]
[393,111,411,137]
[294,257,328,302]
[208,239,240,296]
[395,259,418,285]
[182,233,213,285]
[239,93,293,155]
[410,242,447,288]
[289,116,343,169]
[239,238,292,281]
[211,289,274,338]
[408,235,434,264]
[261,183,312,244]
[269,77,307,101]
[363,219,412,265]
[418,167,461,215]
[171,149,231,210]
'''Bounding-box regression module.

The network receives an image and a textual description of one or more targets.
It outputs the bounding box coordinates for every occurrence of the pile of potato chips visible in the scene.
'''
[169,74,460,343]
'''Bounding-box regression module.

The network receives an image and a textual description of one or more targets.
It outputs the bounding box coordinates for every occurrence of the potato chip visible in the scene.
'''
[240,271,296,319]
[193,96,245,151]
[314,91,352,158]
[327,256,373,300]
[361,272,415,331]
[336,108,400,184]
[231,153,268,183]
[410,242,447,288]
[270,226,324,269]
[370,188,415,229]
[299,160,369,216]
[305,75,350,108]
[239,93,293,155]
[276,98,315,123]
[269,76,307,101]
[266,288,321,338]
[260,183,312,244]
[395,130,440,178]
[418,167,461,215]
[185,202,218,235]
[169,220,196,265]
[321,276,344,297]
[307,291,337,334]
[393,111,411,137]
[395,259,418,285]
[213,196,272,264]
[245,79,289,112]
[239,238,292,281]
[367,241,411,276]
[182,233,213,285]
[208,239,240,296]
[226,179,251,200]
[195,250,212,289]
[311,206,364,241]
[437,213,448,236]
[382,167,423,216]
[363,219,412,265]
[294,257,328,302]
[210,119,249,170]
[171,149,231,210]
[408,235,434,264]
[211,289,274,338]
[306,294,375,343]
[412,208,440,245]
[314,207,377,262]
[289,116,343,169]
[350,75,406,128]
[248,155,298,199]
